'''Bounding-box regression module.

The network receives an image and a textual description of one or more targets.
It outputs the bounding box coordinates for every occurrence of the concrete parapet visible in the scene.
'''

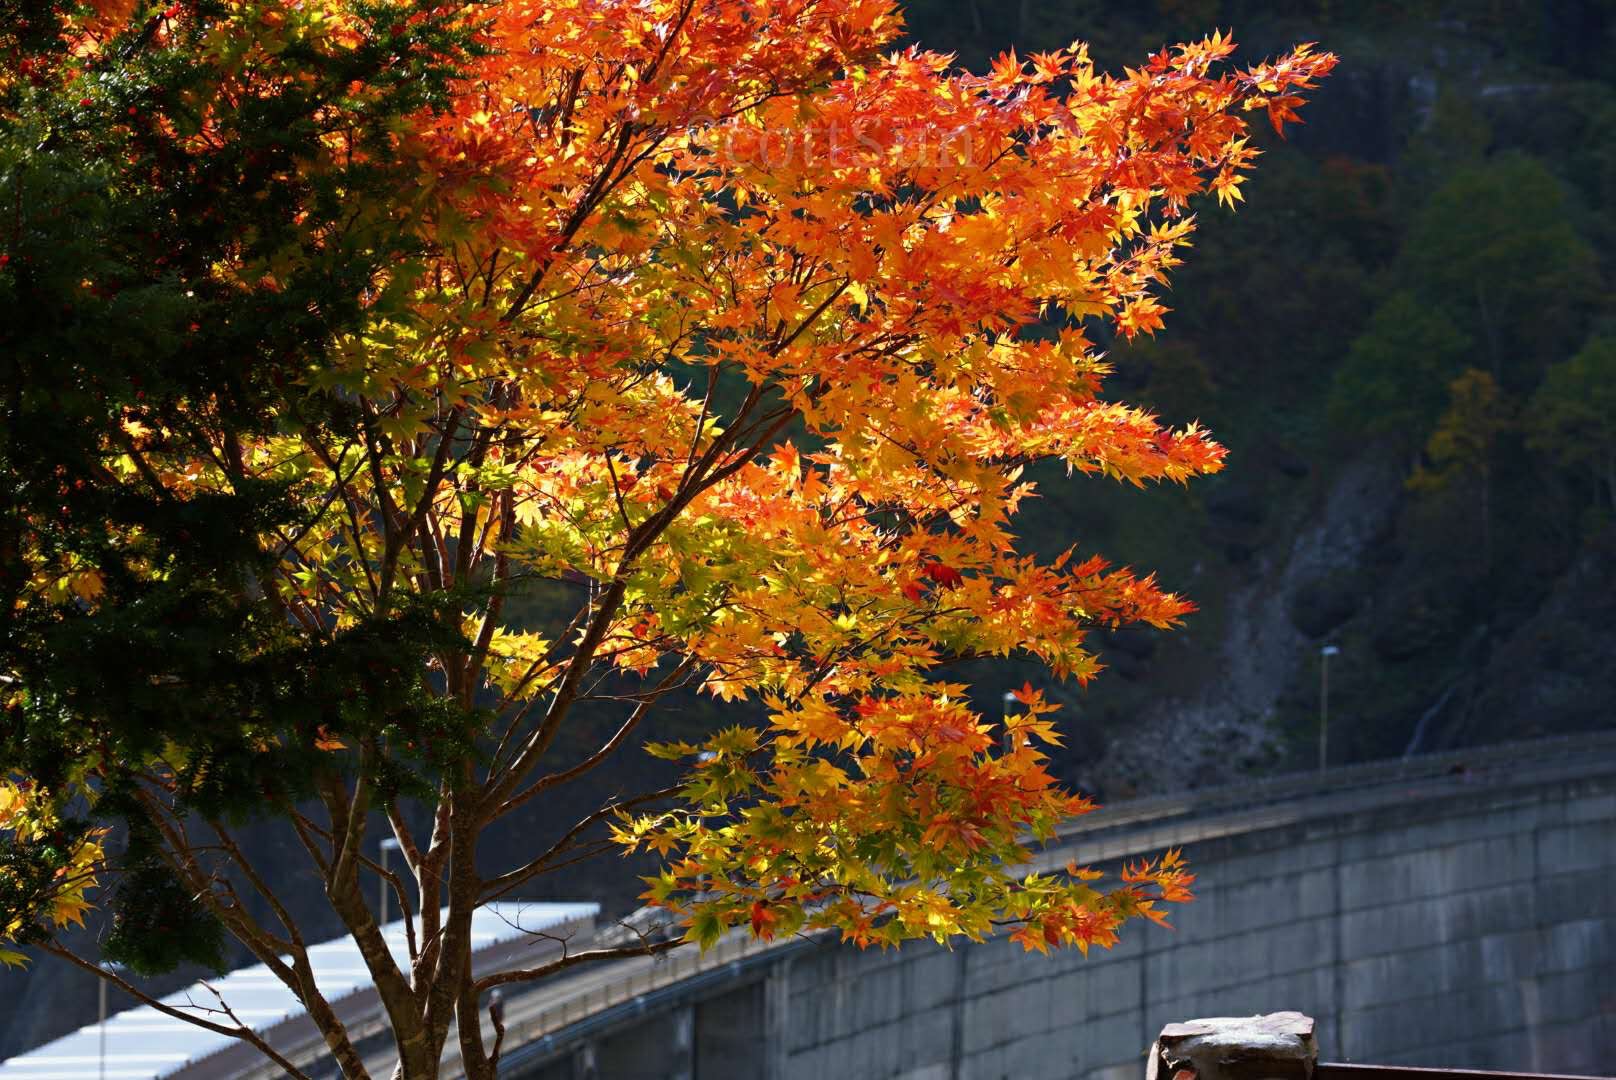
[503,744,1616,1080]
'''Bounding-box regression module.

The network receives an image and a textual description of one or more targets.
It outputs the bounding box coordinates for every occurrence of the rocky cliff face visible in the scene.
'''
[1092,453,1406,794]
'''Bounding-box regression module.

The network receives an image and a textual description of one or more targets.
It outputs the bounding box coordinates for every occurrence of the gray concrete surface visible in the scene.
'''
[505,737,1616,1080]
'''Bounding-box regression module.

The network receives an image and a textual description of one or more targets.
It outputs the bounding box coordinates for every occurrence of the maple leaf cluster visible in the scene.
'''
[0,779,104,969]
[3,0,1331,1069]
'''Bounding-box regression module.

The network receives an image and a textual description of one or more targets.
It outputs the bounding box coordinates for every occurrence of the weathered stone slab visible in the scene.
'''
[1148,1011,1317,1080]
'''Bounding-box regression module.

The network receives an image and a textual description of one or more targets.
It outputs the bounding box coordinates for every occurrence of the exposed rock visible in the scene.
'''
[1442,531,1616,748]
[1288,573,1362,639]
[1094,453,1403,795]
[1150,1012,1318,1080]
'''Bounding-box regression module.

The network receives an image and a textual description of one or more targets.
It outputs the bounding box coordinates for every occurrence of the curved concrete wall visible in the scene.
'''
[509,743,1616,1080]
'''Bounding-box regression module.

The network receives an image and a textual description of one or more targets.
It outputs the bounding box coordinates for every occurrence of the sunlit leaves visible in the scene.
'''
[0,778,106,965]
[3,0,1331,977]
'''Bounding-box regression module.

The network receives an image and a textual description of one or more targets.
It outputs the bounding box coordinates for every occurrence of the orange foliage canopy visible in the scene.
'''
[5,0,1331,1061]
[398,8,1330,951]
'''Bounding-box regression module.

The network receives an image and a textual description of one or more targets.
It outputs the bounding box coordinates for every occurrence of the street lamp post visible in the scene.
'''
[98,961,124,1080]
[1319,645,1341,772]
[379,837,403,928]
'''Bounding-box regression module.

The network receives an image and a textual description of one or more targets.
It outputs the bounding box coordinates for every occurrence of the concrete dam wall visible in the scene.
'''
[497,735,1616,1080]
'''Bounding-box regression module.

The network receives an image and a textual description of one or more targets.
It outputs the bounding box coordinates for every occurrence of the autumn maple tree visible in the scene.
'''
[1,0,1332,1075]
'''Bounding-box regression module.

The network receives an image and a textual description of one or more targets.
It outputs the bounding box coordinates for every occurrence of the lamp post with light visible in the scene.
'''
[97,961,124,1080]
[379,837,402,928]
[1319,644,1341,772]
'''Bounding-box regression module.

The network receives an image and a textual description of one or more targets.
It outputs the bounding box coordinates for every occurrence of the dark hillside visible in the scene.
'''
[895,0,1616,798]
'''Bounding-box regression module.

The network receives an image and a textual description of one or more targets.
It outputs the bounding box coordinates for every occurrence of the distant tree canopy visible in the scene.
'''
[886,0,1616,771]
[1329,292,1472,450]
[1399,156,1601,381]
[1529,337,1616,508]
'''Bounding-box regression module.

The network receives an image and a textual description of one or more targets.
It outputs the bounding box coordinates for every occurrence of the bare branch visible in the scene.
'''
[38,943,319,1080]
[474,937,683,993]
[493,655,697,819]
[481,785,679,902]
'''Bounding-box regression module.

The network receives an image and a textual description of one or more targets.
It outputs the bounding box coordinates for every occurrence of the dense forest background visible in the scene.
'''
[7,0,1616,1060]
[897,0,1616,797]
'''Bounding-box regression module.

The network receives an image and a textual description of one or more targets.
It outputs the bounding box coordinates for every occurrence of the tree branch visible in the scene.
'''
[473,938,683,993]
[37,944,319,1080]
[481,785,680,902]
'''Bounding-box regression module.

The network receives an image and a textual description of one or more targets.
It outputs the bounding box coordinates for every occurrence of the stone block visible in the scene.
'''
[809,977,844,1046]
[1528,966,1605,1027]
[1148,919,1330,1003]
[1103,925,1150,962]
[813,1034,853,1077]
[960,988,1011,1055]
[1338,881,1537,961]
[967,937,1041,997]
[1541,918,1610,975]
[1212,840,1339,886]
[1089,1061,1141,1080]
[1343,981,1525,1056]
[782,1042,830,1080]
[895,1006,955,1075]
[1205,878,1310,939]
[1045,969,1089,1029]
[985,978,1053,1046]
[958,1044,1006,1080]
[1171,874,1326,944]
[1536,821,1616,874]
[785,983,820,1053]
[1000,1030,1070,1079]
[850,963,906,1030]
[792,946,837,990]
[1076,1012,1151,1072]
[1339,833,1534,911]
[893,1065,950,1080]
[1296,868,1337,919]
[1562,791,1616,825]
[1152,968,1334,1031]
[1337,798,1545,861]
[1168,888,1221,946]
[1085,961,1143,1022]
[1341,943,1462,1011]
[849,1019,905,1077]
[1536,866,1616,925]
[1146,940,1220,1003]
[1477,927,1546,983]
[900,948,960,1016]
[1395,1015,1606,1075]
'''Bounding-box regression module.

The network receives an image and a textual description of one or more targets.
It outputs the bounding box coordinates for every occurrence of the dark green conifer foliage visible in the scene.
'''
[1,0,482,972]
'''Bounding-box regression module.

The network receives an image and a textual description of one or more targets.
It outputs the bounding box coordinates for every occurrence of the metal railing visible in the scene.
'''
[1318,1065,1615,1080]
[1052,728,1616,842]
